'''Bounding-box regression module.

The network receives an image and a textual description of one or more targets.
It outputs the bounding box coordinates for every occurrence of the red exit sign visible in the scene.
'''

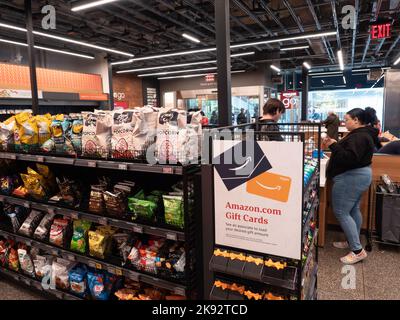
[371,23,391,39]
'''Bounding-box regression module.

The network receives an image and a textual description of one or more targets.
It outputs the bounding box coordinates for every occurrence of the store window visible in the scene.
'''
[308,88,384,123]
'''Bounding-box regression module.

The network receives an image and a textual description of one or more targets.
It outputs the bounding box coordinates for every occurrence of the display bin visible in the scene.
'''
[204,122,321,300]
[375,191,400,244]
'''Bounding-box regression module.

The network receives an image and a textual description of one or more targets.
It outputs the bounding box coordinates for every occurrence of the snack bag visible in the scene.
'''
[87,272,109,300]
[111,110,135,159]
[70,220,91,254]
[18,210,44,237]
[20,173,47,200]
[70,116,83,154]
[33,212,55,241]
[36,114,52,146]
[36,163,57,192]
[52,258,75,290]
[49,218,70,248]
[0,116,16,151]
[162,195,184,229]
[131,110,149,157]
[33,255,54,279]
[156,107,187,163]
[17,248,35,277]
[88,230,107,259]
[8,247,19,271]
[104,191,127,218]
[69,265,88,298]
[51,116,75,155]
[128,197,157,222]
[15,112,38,152]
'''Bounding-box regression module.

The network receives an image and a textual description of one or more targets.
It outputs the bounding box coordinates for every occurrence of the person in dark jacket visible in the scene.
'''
[324,108,376,265]
[322,111,340,141]
[236,108,248,124]
[258,98,285,141]
[378,140,400,155]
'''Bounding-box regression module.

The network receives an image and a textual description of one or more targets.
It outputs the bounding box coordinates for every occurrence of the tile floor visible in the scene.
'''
[318,230,400,300]
[0,230,399,300]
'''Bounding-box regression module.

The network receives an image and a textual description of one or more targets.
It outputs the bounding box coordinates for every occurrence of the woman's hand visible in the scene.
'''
[323,137,337,147]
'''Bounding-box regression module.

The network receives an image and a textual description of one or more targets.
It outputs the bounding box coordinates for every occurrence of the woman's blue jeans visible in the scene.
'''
[332,166,372,251]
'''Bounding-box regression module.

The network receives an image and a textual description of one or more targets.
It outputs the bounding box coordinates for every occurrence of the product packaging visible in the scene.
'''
[49,218,70,248]
[33,212,56,241]
[162,195,184,229]
[18,210,44,237]
[70,220,91,254]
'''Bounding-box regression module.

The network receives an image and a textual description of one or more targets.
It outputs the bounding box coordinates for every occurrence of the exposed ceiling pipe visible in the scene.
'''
[384,35,400,60]
[351,0,360,67]
[361,0,382,65]
[281,0,313,57]
[330,0,342,49]
[126,0,206,38]
[305,0,335,64]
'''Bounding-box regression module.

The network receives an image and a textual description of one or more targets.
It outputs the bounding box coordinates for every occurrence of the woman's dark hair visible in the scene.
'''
[346,107,378,125]
[263,98,286,116]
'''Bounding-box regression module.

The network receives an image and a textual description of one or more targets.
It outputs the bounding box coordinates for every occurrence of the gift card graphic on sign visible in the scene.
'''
[246,171,292,202]
[213,141,272,191]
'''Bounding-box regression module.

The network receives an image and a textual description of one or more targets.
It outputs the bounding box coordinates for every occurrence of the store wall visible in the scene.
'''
[112,73,143,108]
[384,69,400,137]
[0,43,110,94]
[159,67,273,93]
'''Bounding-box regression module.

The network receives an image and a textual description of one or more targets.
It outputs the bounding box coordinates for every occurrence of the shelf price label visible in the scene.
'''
[107,266,116,274]
[95,263,102,270]
[23,278,31,286]
[5,153,17,160]
[70,212,80,220]
[67,254,76,262]
[133,225,143,234]
[118,164,128,170]
[23,202,31,209]
[162,167,174,174]
[173,287,186,296]
[36,156,45,163]
[47,207,55,215]
[166,232,177,241]
[115,268,123,276]
[87,161,97,168]
[87,261,96,269]
[127,270,140,282]
[0,195,4,202]
[33,282,43,291]
[98,217,108,226]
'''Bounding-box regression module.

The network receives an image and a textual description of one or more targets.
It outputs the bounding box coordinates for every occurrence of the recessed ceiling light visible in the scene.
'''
[338,50,344,71]
[138,66,217,77]
[0,37,94,59]
[0,21,133,57]
[71,0,120,12]
[281,45,309,51]
[270,65,281,72]
[182,33,201,43]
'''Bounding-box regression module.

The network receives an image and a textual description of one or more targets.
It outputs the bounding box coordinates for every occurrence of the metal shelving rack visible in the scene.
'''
[204,123,321,300]
[0,152,202,300]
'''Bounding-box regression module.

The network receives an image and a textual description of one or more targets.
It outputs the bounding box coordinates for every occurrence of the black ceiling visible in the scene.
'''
[0,0,399,74]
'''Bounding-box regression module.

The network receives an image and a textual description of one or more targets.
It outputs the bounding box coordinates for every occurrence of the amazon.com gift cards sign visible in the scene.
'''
[213,140,303,260]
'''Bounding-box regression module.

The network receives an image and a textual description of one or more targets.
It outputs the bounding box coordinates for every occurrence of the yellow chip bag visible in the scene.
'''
[20,173,46,200]
[15,112,38,152]
[36,114,52,145]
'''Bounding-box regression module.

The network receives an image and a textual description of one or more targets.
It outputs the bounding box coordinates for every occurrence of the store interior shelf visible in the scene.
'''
[0,194,185,242]
[0,266,82,300]
[304,168,319,193]
[302,229,318,273]
[0,229,187,296]
[302,198,319,241]
[0,152,191,175]
[305,265,318,300]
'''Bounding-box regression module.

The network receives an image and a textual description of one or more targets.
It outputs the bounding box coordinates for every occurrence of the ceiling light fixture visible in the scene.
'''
[138,66,217,77]
[270,65,281,72]
[113,30,336,64]
[116,51,255,72]
[303,62,311,70]
[0,21,133,57]
[281,45,309,51]
[337,50,345,71]
[231,30,337,49]
[182,33,200,43]
[309,71,343,76]
[0,37,94,59]
[71,0,120,12]
[343,76,347,84]
[352,68,370,73]
[394,56,400,65]
[321,80,325,84]
[158,70,245,80]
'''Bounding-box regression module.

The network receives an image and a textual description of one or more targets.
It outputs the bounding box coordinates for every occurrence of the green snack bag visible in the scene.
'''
[133,189,146,200]
[163,195,184,229]
[128,198,157,221]
[71,220,92,253]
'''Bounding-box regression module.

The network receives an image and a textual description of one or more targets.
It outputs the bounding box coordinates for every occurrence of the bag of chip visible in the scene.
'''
[111,110,135,159]
[70,116,83,154]
[15,112,38,152]
[33,212,55,241]
[0,116,16,151]
[52,258,75,290]
[8,247,19,271]
[88,230,107,259]
[17,248,35,277]
[69,264,88,298]
[49,218,70,248]
[128,198,157,222]
[33,255,54,279]
[36,114,52,146]
[87,271,110,300]
[70,220,91,254]
[104,191,127,218]
[162,195,184,229]
[18,210,44,237]
[20,173,47,200]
